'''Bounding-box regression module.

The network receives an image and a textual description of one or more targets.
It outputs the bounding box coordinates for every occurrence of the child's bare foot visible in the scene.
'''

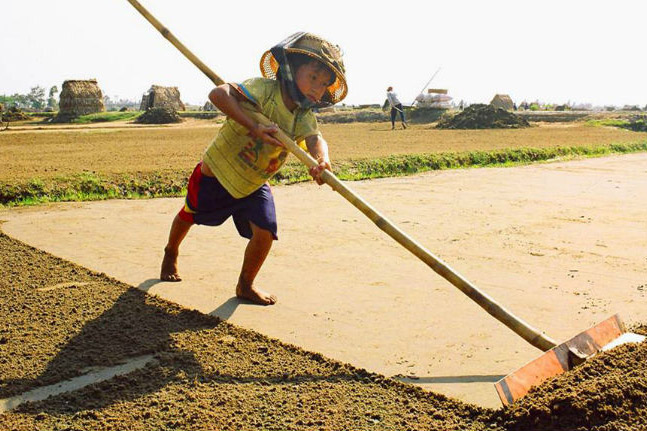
[236,282,277,305]
[160,248,182,282]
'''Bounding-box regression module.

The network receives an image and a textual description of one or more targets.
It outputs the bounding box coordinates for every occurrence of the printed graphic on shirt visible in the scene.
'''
[239,138,264,166]
[237,138,289,179]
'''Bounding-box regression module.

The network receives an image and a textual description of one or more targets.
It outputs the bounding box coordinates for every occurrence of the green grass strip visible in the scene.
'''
[70,111,142,124]
[1,171,188,207]
[2,141,646,207]
[587,118,647,132]
[273,141,647,183]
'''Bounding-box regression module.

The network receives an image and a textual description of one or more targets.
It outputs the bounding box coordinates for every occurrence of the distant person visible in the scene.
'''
[160,32,347,305]
[386,86,407,130]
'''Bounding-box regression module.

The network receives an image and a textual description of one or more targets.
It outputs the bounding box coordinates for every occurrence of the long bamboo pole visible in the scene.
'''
[126,0,557,352]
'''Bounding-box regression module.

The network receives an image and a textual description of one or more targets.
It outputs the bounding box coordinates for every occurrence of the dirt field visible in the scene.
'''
[1,120,646,180]
[1,119,647,429]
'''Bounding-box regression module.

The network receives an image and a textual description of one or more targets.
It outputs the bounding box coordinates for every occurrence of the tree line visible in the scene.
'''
[1,87,140,112]
[0,86,59,111]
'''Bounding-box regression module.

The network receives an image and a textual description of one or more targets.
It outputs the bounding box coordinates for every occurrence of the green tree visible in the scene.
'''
[1,93,29,109]
[47,86,59,110]
[27,86,47,110]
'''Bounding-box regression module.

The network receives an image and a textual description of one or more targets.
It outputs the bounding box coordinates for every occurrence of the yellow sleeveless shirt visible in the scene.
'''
[203,78,320,198]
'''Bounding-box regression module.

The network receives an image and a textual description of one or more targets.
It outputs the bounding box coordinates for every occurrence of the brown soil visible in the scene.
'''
[436,105,530,129]
[1,230,646,430]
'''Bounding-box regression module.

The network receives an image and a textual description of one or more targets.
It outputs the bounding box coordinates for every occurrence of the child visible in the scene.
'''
[386,86,407,130]
[160,32,347,306]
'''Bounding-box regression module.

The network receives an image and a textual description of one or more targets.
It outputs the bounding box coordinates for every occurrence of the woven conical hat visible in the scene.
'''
[260,32,347,105]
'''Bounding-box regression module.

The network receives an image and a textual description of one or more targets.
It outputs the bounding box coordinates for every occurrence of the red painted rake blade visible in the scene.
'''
[494,314,644,406]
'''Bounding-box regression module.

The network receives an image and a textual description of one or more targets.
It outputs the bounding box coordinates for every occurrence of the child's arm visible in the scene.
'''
[209,85,283,147]
[305,134,331,185]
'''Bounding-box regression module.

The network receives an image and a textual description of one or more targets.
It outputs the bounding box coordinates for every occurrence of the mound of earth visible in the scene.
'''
[1,230,646,430]
[135,107,182,124]
[50,113,78,123]
[407,107,446,124]
[1,106,30,122]
[436,104,530,129]
[499,329,647,431]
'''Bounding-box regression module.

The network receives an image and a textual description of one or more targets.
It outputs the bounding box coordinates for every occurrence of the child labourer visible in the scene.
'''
[160,32,347,305]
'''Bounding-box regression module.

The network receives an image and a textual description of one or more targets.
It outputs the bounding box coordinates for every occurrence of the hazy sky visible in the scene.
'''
[3,0,645,107]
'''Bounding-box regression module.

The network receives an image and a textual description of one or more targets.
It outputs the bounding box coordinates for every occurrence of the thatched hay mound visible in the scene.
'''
[54,79,105,122]
[490,94,514,110]
[203,101,218,111]
[140,85,185,111]
[135,107,182,124]
[436,104,530,129]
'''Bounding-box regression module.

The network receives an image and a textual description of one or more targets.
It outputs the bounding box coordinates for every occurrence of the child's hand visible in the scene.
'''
[309,159,331,185]
[249,123,284,148]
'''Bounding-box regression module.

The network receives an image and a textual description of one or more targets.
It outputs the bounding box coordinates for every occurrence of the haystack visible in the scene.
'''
[140,85,185,111]
[57,79,105,119]
[490,94,515,111]
[203,100,217,111]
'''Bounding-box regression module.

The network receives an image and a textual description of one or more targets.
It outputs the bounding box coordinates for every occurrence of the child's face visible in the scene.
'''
[294,61,333,104]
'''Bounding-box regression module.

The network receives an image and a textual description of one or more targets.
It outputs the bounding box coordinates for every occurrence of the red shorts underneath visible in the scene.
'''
[178,162,278,240]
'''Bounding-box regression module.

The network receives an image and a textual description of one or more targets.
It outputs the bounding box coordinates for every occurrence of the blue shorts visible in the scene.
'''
[179,162,278,240]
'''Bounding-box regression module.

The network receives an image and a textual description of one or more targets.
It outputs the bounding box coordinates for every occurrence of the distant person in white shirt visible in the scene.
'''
[386,86,407,130]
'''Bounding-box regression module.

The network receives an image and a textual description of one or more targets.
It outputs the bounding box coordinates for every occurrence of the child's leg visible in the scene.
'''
[161,213,193,281]
[236,222,277,305]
